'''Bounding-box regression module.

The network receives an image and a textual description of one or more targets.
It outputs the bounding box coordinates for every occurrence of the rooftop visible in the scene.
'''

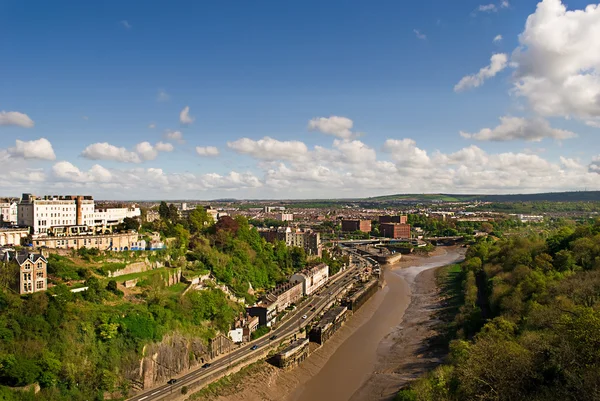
[314,306,347,330]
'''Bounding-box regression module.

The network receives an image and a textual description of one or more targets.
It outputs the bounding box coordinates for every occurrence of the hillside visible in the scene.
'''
[366,191,600,203]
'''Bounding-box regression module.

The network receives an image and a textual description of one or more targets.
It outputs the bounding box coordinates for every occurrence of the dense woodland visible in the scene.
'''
[397,218,600,401]
[0,205,314,400]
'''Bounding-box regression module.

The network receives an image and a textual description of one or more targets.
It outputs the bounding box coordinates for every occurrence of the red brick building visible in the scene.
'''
[341,219,372,233]
[380,223,411,239]
[379,215,408,224]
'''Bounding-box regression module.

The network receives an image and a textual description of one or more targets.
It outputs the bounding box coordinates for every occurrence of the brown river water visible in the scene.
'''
[287,247,465,401]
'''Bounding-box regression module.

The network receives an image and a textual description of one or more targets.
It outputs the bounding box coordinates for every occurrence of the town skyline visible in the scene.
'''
[3,0,600,199]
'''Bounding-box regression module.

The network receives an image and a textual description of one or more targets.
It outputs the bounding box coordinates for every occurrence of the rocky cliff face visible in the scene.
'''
[124,333,210,389]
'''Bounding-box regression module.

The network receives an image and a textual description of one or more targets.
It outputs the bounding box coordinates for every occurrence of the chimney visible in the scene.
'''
[76,195,83,225]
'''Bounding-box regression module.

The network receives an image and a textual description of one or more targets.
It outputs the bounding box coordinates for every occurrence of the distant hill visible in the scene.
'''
[366,191,600,203]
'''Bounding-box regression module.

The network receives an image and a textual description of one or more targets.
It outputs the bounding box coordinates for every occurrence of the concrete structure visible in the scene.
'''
[272,338,310,369]
[341,219,372,233]
[309,306,348,345]
[290,263,329,296]
[18,194,95,235]
[228,328,244,343]
[379,215,407,224]
[276,213,294,222]
[0,228,29,246]
[2,251,47,294]
[380,223,411,239]
[0,199,18,225]
[342,279,379,311]
[247,281,303,327]
[32,231,139,251]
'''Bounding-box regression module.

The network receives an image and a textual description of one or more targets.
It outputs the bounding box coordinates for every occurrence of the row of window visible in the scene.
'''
[22,281,45,292]
[22,272,44,281]
[22,262,44,270]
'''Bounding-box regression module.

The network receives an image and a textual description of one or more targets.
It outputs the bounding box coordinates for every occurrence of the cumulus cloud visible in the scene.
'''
[512,0,600,119]
[53,161,113,183]
[454,53,508,92]
[196,146,220,157]
[382,139,431,167]
[0,111,35,128]
[81,143,141,163]
[120,20,131,29]
[493,34,503,43]
[413,29,427,40]
[460,116,577,142]
[308,116,355,139]
[589,156,600,174]
[227,137,308,161]
[8,138,56,160]
[81,141,173,163]
[164,130,184,143]
[180,106,194,124]
[155,142,174,152]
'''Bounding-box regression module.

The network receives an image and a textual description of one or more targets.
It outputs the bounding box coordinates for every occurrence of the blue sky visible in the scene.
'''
[1,0,600,199]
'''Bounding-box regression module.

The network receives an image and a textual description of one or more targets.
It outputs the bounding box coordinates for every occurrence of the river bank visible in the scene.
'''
[189,246,464,401]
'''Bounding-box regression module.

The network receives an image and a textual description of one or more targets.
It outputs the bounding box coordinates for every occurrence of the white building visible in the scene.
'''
[17,193,140,235]
[228,328,244,343]
[94,206,141,229]
[276,213,294,222]
[18,194,95,235]
[0,199,18,225]
[290,263,329,296]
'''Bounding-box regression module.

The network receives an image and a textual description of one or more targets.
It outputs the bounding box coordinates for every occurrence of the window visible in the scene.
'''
[23,263,31,270]
[37,262,42,269]
[36,281,44,290]
[37,271,44,279]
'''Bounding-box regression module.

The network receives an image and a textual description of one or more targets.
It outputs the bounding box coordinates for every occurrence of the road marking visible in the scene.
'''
[151,390,160,395]
[139,397,148,401]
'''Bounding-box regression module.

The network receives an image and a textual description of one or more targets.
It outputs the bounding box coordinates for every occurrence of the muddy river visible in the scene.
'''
[288,247,465,401]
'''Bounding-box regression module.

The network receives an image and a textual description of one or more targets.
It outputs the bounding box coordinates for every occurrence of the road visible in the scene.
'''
[128,252,365,401]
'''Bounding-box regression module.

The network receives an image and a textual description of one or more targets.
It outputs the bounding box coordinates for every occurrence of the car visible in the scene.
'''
[167,378,177,385]
[311,307,316,311]
[201,363,212,368]
[269,335,278,340]
[302,315,308,319]
[251,344,258,350]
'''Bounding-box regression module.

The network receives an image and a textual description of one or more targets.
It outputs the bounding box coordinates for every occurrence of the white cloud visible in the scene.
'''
[560,156,584,170]
[308,116,355,139]
[8,138,56,160]
[179,106,194,125]
[479,4,497,12]
[148,123,156,129]
[53,161,113,183]
[512,0,600,119]
[454,53,508,92]
[460,116,577,142]
[590,156,600,174]
[501,1,510,8]
[81,141,172,163]
[493,34,503,43]
[120,20,131,29]
[135,141,159,161]
[155,142,174,152]
[156,90,170,102]
[382,139,431,167]
[227,137,308,161]
[0,111,35,128]
[413,29,427,40]
[164,130,184,143]
[81,143,141,163]
[196,146,220,157]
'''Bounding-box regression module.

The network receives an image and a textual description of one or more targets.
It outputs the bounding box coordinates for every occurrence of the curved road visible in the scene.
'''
[128,251,366,401]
